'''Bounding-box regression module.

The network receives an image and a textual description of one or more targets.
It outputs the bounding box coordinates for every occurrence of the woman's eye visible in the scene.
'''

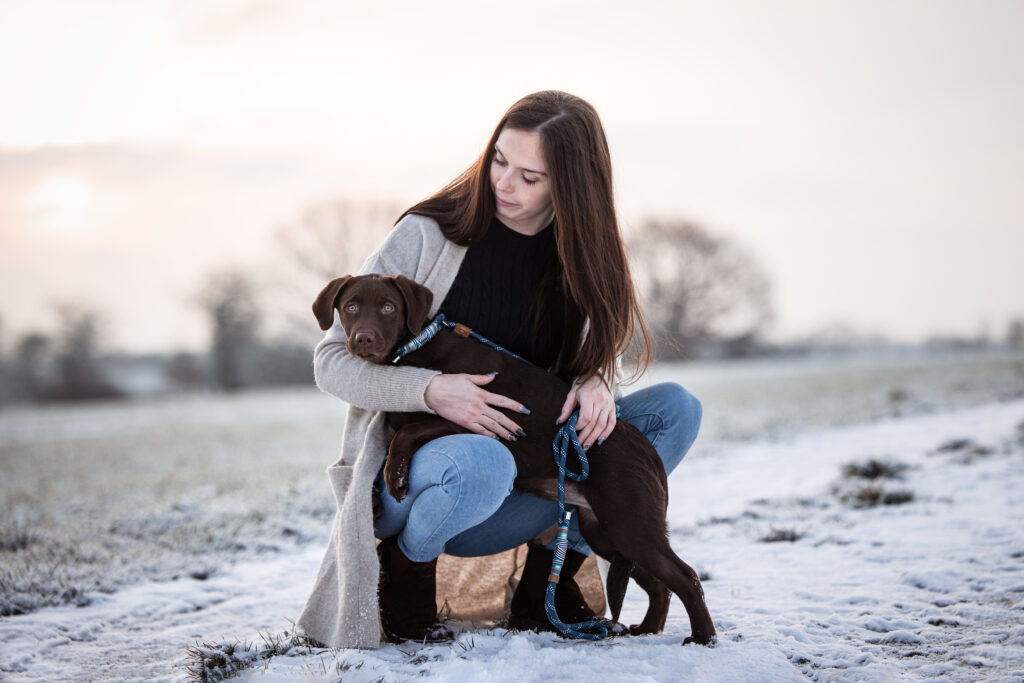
[522,176,537,185]
[382,303,395,313]
[345,303,358,313]
[493,155,506,166]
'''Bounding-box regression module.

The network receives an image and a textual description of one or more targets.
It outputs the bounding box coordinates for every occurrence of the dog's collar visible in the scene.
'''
[391,314,529,365]
[391,314,448,364]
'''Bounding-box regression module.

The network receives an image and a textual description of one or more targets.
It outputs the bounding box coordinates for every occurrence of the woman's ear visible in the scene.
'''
[391,274,434,335]
[312,275,353,330]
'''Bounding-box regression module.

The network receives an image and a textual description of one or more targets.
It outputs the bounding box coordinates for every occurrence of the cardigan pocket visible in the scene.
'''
[326,463,355,508]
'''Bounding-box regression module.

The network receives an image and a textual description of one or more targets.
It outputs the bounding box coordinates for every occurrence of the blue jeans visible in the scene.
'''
[373,382,702,562]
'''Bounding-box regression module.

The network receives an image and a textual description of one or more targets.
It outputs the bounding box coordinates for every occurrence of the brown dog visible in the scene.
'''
[313,273,716,646]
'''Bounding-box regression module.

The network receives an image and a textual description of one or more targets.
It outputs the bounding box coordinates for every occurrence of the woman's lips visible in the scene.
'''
[496,197,516,208]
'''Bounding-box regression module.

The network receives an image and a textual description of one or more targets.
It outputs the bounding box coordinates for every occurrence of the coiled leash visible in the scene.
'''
[394,314,614,640]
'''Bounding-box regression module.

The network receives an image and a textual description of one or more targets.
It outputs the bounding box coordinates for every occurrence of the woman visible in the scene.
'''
[296,91,703,648]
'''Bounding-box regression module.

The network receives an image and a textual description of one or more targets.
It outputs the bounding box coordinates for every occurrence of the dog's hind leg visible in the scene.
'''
[579,507,671,634]
[577,510,632,623]
[622,564,670,635]
[581,478,715,645]
[636,543,715,645]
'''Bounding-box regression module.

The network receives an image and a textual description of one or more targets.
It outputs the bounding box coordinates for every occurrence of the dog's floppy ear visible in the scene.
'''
[312,275,353,330]
[390,274,434,336]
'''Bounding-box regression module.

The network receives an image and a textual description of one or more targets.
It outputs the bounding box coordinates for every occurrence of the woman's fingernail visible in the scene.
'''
[507,433,517,442]
[488,371,499,376]
[492,435,500,440]
[584,443,593,451]
[519,406,531,415]
[597,438,605,446]
[516,428,527,438]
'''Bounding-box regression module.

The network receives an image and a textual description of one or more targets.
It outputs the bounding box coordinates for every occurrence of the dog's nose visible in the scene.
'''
[353,330,376,349]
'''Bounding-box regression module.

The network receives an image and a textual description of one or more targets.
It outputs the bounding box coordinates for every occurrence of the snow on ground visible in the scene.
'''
[2,398,1022,682]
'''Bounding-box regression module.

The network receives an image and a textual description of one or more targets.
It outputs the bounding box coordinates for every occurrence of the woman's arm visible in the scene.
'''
[312,214,442,413]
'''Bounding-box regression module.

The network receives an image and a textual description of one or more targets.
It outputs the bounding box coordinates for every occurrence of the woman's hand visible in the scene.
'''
[424,373,529,442]
[556,374,616,449]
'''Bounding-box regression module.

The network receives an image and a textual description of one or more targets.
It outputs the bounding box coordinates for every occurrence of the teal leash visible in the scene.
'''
[392,314,615,640]
[545,409,613,640]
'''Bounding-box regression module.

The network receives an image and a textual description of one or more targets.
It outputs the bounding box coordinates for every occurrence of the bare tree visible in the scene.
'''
[627,218,774,359]
[3,332,50,403]
[196,269,262,391]
[47,305,122,401]
[269,199,398,341]
[1008,318,1024,350]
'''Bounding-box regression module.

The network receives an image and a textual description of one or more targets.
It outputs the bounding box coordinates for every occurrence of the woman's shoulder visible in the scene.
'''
[367,212,451,277]
[390,212,446,246]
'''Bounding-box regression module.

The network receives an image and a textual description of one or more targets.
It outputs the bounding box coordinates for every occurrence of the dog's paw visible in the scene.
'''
[383,464,410,502]
[682,632,717,647]
[629,623,659,636]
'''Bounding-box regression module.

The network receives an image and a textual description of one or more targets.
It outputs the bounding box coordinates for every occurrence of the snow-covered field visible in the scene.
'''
[2,349,1023,681]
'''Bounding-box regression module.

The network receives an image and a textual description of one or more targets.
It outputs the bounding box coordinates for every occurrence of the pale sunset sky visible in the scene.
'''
[1,0,1021,353]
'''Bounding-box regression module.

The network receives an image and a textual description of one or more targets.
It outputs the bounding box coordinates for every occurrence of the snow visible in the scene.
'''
[2,393,1024,680]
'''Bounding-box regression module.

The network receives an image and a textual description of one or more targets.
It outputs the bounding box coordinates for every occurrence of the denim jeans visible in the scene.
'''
[373,382,702,562]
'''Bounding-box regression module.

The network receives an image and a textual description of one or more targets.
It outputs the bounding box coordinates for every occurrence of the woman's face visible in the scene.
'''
[489,127,554,235]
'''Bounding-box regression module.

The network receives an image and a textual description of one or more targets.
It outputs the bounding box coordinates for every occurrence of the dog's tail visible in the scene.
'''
[606,552,635,623]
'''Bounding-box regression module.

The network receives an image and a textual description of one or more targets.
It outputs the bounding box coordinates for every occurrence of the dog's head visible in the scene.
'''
[312,274,434,363]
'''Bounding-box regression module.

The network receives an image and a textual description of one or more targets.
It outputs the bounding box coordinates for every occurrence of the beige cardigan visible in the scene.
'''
[296,213,610,648]
[296,214,465,648]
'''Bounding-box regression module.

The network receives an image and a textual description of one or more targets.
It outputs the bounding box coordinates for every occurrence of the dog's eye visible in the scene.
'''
[382,303,395,314]
[345,302,358,313]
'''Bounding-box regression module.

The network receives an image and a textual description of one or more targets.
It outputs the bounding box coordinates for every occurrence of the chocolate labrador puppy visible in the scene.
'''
[313,273,716,646]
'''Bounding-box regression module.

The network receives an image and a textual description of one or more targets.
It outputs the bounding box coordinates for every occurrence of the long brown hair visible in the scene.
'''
[399,90,651,384]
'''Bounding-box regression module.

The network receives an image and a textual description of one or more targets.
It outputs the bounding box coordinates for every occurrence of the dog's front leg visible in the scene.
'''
[384,417,465,502]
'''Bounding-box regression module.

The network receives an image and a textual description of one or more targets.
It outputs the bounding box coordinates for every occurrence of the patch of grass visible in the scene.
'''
[184,628,323,682]
[842,459,908,480]
[838,485,915,508]
[935,438,973,452]
[759,527,802,543]
[0,524,35,552]
[933,437,994,461]
[882,490,915,505]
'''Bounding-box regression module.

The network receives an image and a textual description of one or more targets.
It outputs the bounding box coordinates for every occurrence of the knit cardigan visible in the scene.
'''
[296,213,620,648]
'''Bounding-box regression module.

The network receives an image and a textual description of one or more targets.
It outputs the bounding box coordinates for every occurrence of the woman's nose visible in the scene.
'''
[496,168,514,193]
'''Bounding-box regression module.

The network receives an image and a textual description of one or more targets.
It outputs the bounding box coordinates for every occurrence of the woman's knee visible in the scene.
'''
[646,382,702,473]
[426,434,517,500]
[650,382,702,433]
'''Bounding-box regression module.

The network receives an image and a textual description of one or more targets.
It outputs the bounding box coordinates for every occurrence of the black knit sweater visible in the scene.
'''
[439,216,565,369]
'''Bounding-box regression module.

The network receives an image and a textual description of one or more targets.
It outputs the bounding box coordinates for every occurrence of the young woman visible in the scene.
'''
[297,91,703,647]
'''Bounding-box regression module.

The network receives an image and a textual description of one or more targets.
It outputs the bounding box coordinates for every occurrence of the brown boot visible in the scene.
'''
[508,543,627,636]
[377,536,454,643]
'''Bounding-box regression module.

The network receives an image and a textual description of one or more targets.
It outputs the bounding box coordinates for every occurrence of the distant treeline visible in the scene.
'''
[3,199,1022,406]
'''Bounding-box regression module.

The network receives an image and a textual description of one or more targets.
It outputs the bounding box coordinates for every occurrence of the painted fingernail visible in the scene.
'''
[584,443,593,451]
[492,435,500,441]
[597,438,605,446]
[507,433,517,442]
[516,429,527,438]
[519,406,531,415]
[487,371,499,376]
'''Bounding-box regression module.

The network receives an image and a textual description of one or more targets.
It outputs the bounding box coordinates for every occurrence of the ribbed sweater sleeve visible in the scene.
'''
[312,214,443,413]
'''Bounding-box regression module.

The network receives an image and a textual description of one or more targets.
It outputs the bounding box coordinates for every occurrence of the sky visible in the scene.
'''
[1,0,1022,353]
